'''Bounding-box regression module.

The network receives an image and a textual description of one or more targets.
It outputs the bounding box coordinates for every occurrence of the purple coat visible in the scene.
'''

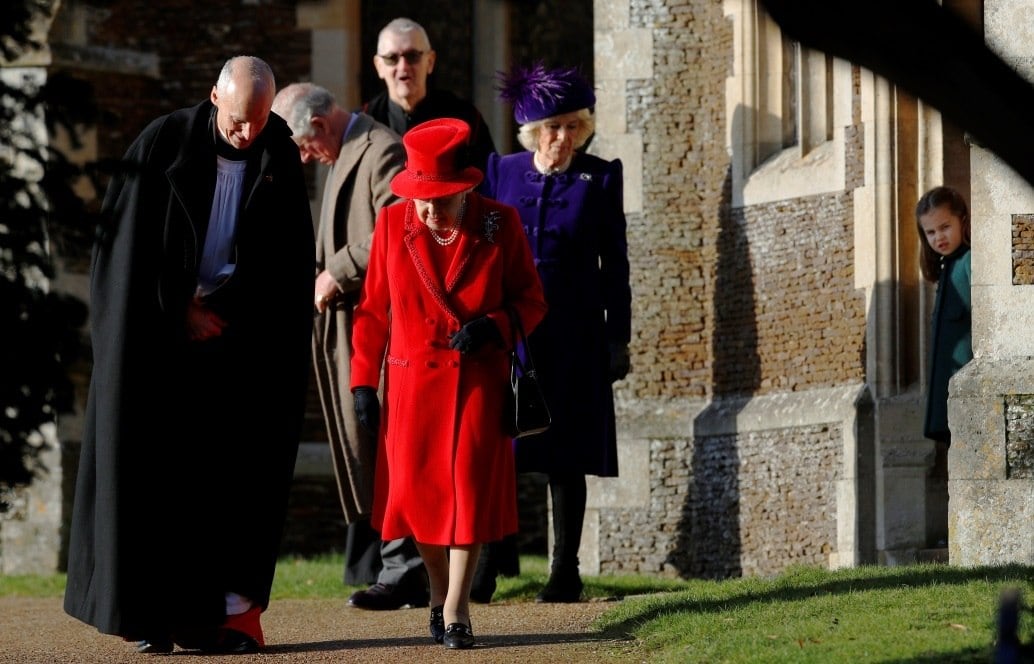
[482,150,631,476]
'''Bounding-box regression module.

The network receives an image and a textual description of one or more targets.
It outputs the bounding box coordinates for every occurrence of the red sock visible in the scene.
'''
[222,605,264,647]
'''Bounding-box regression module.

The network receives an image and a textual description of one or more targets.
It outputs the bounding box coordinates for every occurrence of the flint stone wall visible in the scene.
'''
[591,385,862,579]
[947,357,1034,565]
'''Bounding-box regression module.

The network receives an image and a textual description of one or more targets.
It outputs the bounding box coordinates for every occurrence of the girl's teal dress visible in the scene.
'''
[924,245,972,442]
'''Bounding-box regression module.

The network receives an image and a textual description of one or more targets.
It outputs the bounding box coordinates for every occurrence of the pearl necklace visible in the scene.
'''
[428,195,467,246]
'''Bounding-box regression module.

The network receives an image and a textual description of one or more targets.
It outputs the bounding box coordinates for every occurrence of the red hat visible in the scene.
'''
[390,118,484,199]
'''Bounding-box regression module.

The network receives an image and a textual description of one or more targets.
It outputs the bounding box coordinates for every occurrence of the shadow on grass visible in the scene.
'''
[593,563,1034,639]
[878,646,993,663]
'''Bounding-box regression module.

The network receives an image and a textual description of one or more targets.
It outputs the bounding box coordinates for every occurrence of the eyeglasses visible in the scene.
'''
[378,50,425,66]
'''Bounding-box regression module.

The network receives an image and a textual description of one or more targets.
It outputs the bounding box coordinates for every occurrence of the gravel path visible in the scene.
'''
[0,597,632,663]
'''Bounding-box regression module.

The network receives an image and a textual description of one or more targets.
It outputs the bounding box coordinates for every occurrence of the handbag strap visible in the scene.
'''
[505,305,537,376]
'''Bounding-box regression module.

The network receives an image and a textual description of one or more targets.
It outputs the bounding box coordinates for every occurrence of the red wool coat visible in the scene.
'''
[351,193,547,546]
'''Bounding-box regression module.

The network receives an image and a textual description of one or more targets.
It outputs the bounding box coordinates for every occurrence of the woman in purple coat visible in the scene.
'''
[479,63,632,602]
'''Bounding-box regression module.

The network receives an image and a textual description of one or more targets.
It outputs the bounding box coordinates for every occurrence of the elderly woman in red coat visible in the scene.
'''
[350,118,546,649]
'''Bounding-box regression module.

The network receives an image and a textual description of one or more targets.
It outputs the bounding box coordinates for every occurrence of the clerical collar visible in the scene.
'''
[210,107,261,160]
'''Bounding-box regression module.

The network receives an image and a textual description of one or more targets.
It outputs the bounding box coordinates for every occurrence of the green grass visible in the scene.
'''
[269,552,351,599]
[0,572,66,597]
[592,563,1034,663]
[4,555,1032,662]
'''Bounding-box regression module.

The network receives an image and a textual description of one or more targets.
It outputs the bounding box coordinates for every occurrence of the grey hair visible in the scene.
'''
[516,108,596,152]
[216,55,275,94]
[378,17,432,51]
[273,82,335,139]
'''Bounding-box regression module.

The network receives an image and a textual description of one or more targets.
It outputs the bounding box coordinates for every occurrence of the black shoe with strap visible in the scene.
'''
[443,621,475,649]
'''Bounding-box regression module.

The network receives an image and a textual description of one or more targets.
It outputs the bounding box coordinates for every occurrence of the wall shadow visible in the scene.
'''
[672,161,761,578]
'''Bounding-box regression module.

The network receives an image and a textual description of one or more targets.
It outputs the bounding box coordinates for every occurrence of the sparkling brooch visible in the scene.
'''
[482,211,501,244]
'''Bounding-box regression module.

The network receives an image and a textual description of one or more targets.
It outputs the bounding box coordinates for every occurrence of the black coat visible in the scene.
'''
[63,100,315,638]
[361,88,496,174]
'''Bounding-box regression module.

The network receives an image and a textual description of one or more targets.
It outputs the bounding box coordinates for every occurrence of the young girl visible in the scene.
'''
[916,185,972,445]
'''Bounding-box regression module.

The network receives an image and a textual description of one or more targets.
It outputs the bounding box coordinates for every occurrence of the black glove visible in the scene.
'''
[353,386,380,434]
[608,342,631,382]
[448,316,502,354]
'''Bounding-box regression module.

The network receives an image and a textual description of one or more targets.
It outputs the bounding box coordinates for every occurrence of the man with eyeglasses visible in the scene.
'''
[362,16,496,174]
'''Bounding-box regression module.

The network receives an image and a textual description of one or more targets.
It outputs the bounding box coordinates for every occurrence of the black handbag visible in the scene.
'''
[505,308,551,438]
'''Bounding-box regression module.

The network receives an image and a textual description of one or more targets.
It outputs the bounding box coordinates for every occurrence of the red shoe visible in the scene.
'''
[213,605,264,652]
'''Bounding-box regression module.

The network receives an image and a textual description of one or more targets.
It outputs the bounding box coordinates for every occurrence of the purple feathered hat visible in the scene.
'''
[497,62,596,125]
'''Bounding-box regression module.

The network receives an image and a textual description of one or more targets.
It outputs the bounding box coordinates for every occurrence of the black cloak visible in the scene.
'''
[63,99,315,639]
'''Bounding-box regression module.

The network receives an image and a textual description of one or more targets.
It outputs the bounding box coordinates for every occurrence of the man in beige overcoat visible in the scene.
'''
[273,83,428,607]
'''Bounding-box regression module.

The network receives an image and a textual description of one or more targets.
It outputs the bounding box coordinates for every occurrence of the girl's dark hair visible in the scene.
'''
[916,185,971,282]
